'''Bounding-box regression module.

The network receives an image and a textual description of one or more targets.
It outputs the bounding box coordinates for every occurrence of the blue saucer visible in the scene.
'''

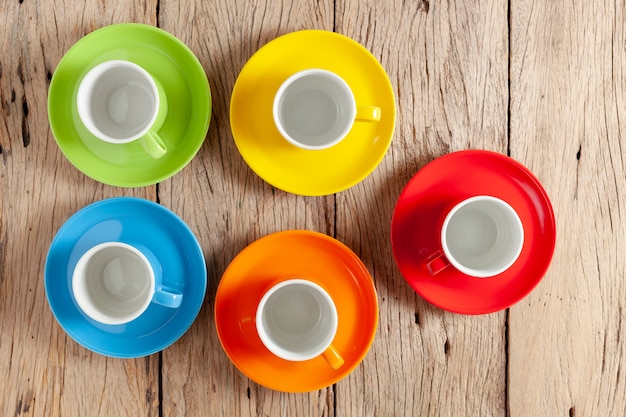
[44,197,207,358]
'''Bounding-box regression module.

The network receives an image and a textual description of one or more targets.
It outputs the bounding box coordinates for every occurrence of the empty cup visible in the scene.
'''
[273,69,381,150]
[425,196,524,278]
[77,60,168,158]
[256,278,344,369]
[72,242,182,325]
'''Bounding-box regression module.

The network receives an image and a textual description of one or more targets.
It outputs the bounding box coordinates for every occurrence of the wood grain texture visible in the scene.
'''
[335,1,509,416]
[509,0,626,416]
[157,1,336,416]
[0,1,158,416]
[1,0,624,415]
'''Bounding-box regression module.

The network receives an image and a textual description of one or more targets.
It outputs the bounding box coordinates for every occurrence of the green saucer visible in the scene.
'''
[48,24,211,187]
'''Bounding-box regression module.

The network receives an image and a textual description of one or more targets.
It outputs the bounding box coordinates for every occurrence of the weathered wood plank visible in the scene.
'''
[158,1,337,416]
[0,1,158,416]
[335,0,509,415]
[509,1,626,416]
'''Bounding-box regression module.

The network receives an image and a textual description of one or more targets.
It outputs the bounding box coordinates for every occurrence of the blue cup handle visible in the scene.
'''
[152,285,183,309]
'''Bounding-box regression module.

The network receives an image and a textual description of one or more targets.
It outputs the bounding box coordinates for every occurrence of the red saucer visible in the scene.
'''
[391,150,556,314]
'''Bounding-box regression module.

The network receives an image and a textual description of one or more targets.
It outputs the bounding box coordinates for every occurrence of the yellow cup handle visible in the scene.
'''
[139,131,167,159]
[322,344,345,370]
[356,105,381,122]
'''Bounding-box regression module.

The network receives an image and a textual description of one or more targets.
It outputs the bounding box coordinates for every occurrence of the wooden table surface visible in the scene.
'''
[1,0,623,415]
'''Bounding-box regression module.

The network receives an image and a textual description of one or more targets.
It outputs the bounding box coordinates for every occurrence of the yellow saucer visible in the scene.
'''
[230,30,396,196]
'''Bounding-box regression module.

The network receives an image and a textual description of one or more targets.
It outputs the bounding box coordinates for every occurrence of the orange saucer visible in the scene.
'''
[215,230,378,392]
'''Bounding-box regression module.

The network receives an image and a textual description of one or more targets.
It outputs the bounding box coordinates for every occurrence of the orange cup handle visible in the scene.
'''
[424,251,450,275]
[322,344,344,370]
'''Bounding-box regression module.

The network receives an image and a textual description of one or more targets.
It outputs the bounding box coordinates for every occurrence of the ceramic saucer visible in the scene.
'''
[44,197,207,358]
[215,230,378,392]
[230,30,396,196]
[48,23,211,187]
[391,150,556,315]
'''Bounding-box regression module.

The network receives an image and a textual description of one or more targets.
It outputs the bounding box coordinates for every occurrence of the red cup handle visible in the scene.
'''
[425,251,450,275]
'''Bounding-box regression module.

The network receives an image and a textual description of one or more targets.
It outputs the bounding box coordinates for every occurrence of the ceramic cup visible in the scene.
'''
[273,69,381,150]
[72,242,183,325]
[77,60,168,159]
[425,195,524,278]
[256,278,344,369]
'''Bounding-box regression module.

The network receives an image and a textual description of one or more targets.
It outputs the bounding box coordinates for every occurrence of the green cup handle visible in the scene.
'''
[138,75,168,159]
[139,131,167,159]
[356,105,381,122]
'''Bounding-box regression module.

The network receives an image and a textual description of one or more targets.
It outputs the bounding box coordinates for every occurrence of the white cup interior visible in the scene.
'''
[273,69,356,150]
[442,196,524,278]
[72,242,154,325]
[77,60,159,142]
[256,279,338,361]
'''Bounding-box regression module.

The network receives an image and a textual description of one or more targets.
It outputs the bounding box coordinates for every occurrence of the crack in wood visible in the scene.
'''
[21,96,28,118]
[14,391,34,416]
[17,62,24,85]
[21,95,30,147]
[574,143,582,199]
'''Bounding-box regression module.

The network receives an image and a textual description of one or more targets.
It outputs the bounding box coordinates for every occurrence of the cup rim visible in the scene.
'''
[76,59,160,144]
[272,68,356,151]
[71,241,155,325]
[255,278,338,361]
[441,195,524,278]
